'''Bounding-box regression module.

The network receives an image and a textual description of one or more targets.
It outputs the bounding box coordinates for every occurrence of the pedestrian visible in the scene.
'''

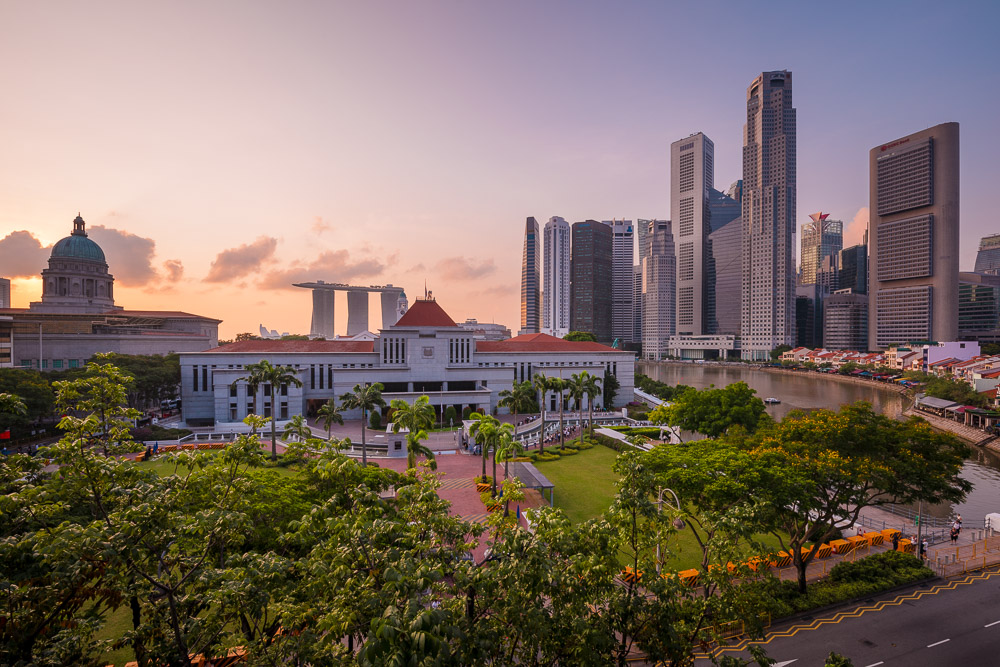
[920,539,928,559]
[891,532,900,551]
[951,527,959,544]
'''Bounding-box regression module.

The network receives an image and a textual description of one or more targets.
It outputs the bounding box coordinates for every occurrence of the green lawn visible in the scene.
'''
[134,454,300,478]
[534,445,788,570]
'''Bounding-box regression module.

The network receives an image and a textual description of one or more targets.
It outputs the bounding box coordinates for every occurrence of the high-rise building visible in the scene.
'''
[800,212,843,285]
[570,220,613,342]
[671,133,714,336]
[795,284,828,348]
[838,241,868,294]
[741,70,797,360]
[632,265,642,344]
[602,219,635,343]
[707,185,742,336]
[642,220,676,359]
[974,234,1000,275]
[542,216,571,338]
[519,217,540,335]
[824,291,869,351]
[958,272,1000,344]
[868,122,960,350]
[0,278,9,309]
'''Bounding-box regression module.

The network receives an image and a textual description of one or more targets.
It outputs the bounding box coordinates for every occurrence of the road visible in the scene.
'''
[698,566,1000,666]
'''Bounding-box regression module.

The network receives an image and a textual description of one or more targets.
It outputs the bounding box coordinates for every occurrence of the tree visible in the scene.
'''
[571,370,602,435]
[0,392,27,437]
[282,414,312,442]
[531,373,551,452]
[0,369,55,431]
[770,344,793,360]
[340,382,386,467]
[547,376,568,447]
[369,409,382,430]
[649,382,767,441]
[497,380,535,427]
[603,369,619,408]
[443,405,457,425]
[563,331,597,342]
[235,360,303,460]
[316,397,344,440]
[390,396,437,470]
[88,352,181,411]
[469,412,513,496]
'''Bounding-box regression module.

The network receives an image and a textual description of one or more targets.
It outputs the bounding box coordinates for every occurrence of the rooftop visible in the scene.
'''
[204,339,375,353]
[477,333,617,353]
[392,299,458,328]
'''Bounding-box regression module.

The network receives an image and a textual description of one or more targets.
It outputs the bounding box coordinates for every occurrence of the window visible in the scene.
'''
[230,384,238,397]
[69,359,79,369]
[53,359,63,369]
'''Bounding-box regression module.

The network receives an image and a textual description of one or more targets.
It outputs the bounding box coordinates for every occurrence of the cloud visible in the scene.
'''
[204,236,278,283]
[258,249,385,289]
[88,226,159,286]
[473,284,515,298]
[163,259,184,282]
[435,256,497,281]
[0,231,50,277]
[844,207,868,247]
[311,216,332,235]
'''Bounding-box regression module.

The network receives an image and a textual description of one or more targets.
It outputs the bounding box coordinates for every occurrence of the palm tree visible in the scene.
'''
[548,376,567,448]
[235,360,303,460]
[571,370,602,436]
[498,380,536,430]
[340,382,386,467]
[282,414,312,442]
[566,373,585,440]
[531,373,550,452]
[390,396,437,470]
[494,429,524,479]
[316,398,344,440]
[469,412,513,497]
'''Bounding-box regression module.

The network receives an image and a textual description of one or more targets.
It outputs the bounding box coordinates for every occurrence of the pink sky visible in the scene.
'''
[1,2,996,338]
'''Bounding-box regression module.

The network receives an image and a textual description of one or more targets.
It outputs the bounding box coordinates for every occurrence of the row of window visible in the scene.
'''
[19,358,82,369]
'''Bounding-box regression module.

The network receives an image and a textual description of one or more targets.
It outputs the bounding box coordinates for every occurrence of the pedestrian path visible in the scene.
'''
[438,476,477,490]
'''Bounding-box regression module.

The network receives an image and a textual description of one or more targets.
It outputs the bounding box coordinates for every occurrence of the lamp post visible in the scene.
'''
[655,487,684,575]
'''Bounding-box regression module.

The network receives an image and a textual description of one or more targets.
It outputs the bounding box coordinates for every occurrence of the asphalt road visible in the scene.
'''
[698,567,1000,667]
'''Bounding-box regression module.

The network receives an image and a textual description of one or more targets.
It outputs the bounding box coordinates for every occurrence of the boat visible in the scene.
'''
[764,397,781,405]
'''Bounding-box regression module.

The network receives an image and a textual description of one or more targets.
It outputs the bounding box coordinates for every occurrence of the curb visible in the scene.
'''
[767,575,940,628]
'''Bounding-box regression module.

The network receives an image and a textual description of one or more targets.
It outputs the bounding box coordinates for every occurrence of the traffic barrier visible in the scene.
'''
[678,568,699,587]
[773,551,792,567]
[621,566,643,584]
[864,531,884,546]
[847,535,868,551]
[747,556,771,571]
[898,538,915,554]
[813,543,832,559]
[881,528,901,542]
[828,538,850,554]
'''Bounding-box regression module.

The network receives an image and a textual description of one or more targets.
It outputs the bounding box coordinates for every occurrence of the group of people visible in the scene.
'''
[950,515,963,544]
[541,425,579,446]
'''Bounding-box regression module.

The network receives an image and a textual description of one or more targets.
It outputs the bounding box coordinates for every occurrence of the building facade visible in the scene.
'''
[974,234,1000,275]
[2,214,219,370]
[179,298,635,428]
[642,219,676,359]
[823,291,869,352]
[959,272,1000,344]
[603,219,635,343]
[868,122,960,350]
[542,216,571,338]
[0,278,9,309]
[741,70,797,360]
[570,220,613,342]
[519,217,541,335]
[799,212,843,285]
[671,133,714,337]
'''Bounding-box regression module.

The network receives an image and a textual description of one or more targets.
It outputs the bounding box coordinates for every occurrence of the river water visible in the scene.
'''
[638,362,1000,522]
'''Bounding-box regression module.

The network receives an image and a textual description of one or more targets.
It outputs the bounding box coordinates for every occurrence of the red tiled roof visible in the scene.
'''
[477,333,617,353]
[204,340,375,353]
[392,299,458,328]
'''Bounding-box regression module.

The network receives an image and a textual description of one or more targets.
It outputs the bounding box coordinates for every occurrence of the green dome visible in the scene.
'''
[51,215,106,262]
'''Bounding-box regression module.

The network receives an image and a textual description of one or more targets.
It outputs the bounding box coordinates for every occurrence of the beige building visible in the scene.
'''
[868,122,959,350]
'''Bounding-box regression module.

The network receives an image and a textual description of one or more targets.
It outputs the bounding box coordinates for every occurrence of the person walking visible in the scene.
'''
[920,539,928,560]
[891,532,900,551]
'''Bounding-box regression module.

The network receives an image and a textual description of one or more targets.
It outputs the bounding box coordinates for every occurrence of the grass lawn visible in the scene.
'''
[134,454,301,478]
[535,444,788,571]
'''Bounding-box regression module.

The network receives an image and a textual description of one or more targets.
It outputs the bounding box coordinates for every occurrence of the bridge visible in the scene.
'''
[293,281,406,338]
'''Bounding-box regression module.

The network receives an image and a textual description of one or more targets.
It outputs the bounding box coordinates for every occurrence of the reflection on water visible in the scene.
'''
[638,362,1000,520]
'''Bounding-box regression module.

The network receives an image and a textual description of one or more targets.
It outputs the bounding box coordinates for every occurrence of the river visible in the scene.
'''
[637,362,1000,522]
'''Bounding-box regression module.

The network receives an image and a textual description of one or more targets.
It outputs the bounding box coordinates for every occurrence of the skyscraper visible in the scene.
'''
[570,220,613,342]
[741,70,797,360]
[671,133,714,336]
[603,219,635,343]
[519,217,540,335]
[959,272,1000,344]
[542,216,571,338]
[868,122,960,350]
[974,234,1000,275]
[707,185,742,337]
[632,265,642,344]
[642,219,676,360]
[799,212,843,285]
[824,291,869,351]
[0,278,9,309]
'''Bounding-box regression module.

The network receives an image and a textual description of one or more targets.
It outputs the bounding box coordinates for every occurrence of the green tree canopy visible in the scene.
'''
[649,382,768,440]
[340,382,386,466]
[235,360,303,460]
[563,330,597,342]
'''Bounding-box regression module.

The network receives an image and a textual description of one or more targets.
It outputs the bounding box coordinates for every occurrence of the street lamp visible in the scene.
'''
[655,487,685,575]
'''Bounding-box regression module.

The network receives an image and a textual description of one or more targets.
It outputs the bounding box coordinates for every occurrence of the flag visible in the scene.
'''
[516,505,521,520]
[0,430,10,440]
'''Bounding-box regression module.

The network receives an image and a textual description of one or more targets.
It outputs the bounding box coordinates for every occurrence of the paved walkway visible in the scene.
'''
[903,407,997,445]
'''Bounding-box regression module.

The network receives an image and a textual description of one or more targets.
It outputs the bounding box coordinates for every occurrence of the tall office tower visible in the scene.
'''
[959,272,1000,343]
[838,241,868,294]
[632,265,643,343]
[741,70,797,360]
[603,219,635,343]
[706,186,742,335]
[671,133,714,336]
[570,220,613,342]
[519,217,541,335]
[542,216,571,338]
[824,291,869,351]
[868,123,960,350]
[0,278,9,308]
[799,212,843,285]
[974,234,1000,275]
[642,220,676,359]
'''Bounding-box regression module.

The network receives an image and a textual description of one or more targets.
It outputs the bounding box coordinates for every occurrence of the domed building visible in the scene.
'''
[0,214,220,371]
[32,214,120,314]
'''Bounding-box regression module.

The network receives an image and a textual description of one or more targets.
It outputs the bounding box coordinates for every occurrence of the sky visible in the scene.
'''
[1,0,998,338]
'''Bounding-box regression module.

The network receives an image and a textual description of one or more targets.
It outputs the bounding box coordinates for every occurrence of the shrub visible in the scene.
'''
[462,406,473,420]
[369,411,382,430]
[557,448,579,456]
[444,405,458,425]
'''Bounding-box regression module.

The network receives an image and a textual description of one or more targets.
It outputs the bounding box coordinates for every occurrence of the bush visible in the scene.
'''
[131,425,193,441]
[593,432,629,453]
[369,411,382,430]
[462,406,473,420]
[556,448,578,456]
[444,405,458,424]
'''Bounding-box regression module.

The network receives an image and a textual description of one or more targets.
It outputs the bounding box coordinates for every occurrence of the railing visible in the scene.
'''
[879,503,983,530]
